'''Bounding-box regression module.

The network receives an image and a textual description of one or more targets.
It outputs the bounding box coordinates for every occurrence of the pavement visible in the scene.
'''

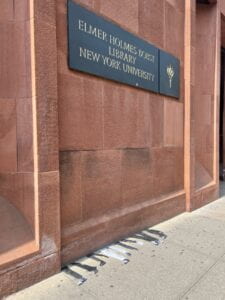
[7,183,225,300]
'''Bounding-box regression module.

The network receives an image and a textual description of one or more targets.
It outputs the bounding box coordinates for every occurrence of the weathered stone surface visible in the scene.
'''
[60,151,83,227]
[100,0,139,33]
[39,171,60,256]
[0,99,17,172]
[121,148,153,205]
[0,253,60,298]
[16,98,34,172]
[34,0,56,25]
[165,1,184,60]
[0,173,35,230]
[152,147,184,197]
[103,83,150,149]
[0,1,14,21]
[164,99,184,147]
[139,0,165,48]
[81,150,122,219]
[34,20,58,99]
[59,74,103,151]
[37,95,59,172]
[149,95,164,147]
[0,21,31,99]
[14,0,30,21]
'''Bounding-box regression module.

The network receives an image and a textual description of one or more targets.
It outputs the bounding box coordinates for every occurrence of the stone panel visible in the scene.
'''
[0,1,14,21]
[14,0,30,21]
[62,193,186,264]
[0,197,34,263]
[196,3,217,37]
[139,0,165,48]
[165,1,184,60]
[0,21,31,99]
[0,99,17,172]
[166,0,185,13]
[121,148,153,205]
[0,172,35,230]
[34,0,56,25]
[195,34,216,95]
[60,151,82,227]
[0,253,60,298]
[81,150,122,220]
[100,0,139,33]
[22,173,35,230]
[39,172,60,256]
[56,5,68,57]
[57,0,95,15]
[16,98,34,172]
[222,2,225,17]
[195,160,213,190]
[152,147,184,197]
[37,96,59,172]
[150,95,164,147]
[103,82,150,149]
[59,74,103,150]
[34,20,58,99]
[164,99,184,147]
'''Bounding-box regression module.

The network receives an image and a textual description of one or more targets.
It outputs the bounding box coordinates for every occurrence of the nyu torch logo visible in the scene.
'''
[167,65,175,88]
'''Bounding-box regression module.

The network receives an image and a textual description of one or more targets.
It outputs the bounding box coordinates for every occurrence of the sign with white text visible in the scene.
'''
[68,0,180,98]
[68,0,159,93]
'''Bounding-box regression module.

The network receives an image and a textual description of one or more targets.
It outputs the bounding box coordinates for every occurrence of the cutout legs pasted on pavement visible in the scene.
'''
[63,228,167,285]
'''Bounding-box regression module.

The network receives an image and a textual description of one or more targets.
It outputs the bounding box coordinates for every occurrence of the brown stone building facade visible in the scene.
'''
[0,0,224,296]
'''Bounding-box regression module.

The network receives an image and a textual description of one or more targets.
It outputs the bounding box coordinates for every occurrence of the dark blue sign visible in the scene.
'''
[159,50,180,98]
[68,0,180,99]
[68,0,159,93]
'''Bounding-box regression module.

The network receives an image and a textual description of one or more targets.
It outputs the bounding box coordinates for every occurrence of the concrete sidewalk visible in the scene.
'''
[7,184,225,300]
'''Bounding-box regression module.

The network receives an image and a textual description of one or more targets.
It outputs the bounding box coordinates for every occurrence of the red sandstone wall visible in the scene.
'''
[0,0,223,297]
[194,4,217,189]
[221,0,225,16]
[0,0,35,230]
[186,1,219,211]
[0,0,61,296]
[57,0,185,264]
